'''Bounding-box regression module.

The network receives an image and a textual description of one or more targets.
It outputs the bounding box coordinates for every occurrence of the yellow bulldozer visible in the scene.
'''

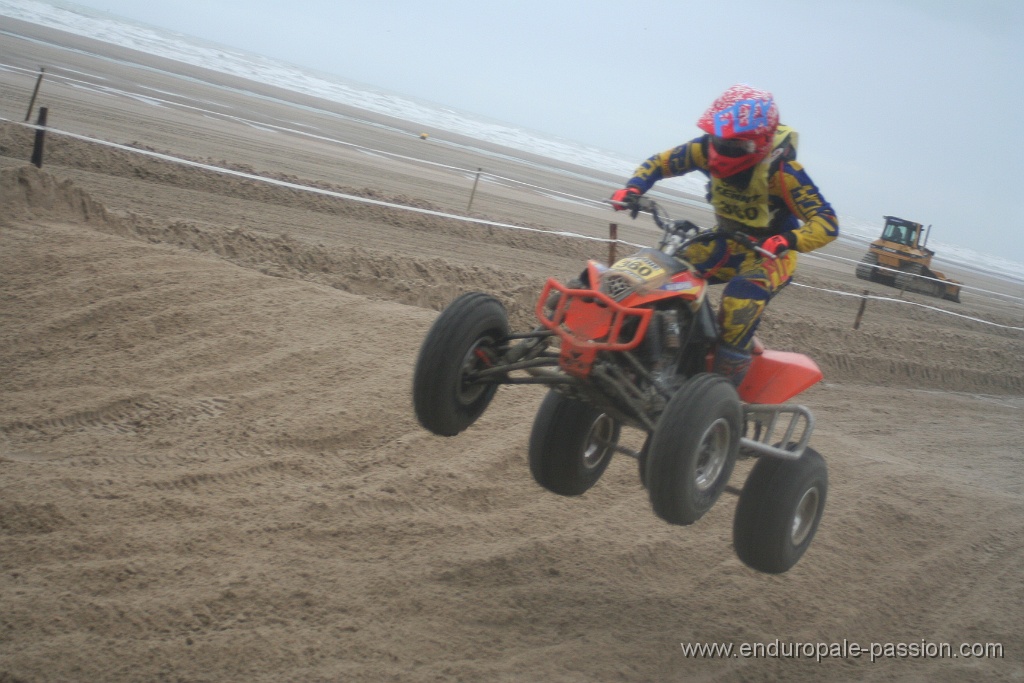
[854,216,962,303]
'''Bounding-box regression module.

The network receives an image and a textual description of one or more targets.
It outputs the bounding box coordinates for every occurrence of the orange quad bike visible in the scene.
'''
[412,197,827,574]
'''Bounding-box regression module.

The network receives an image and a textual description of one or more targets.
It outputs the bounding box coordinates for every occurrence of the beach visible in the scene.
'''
[1,19,1023,682]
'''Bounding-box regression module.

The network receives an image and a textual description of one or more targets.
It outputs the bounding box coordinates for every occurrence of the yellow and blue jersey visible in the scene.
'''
[625,132,839,253]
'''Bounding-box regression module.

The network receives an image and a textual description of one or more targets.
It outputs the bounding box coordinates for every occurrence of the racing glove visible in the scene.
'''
[610,186,642,211]
[760,232,796,255]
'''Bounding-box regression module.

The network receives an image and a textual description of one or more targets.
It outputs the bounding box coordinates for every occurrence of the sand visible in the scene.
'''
[1,20,1023,683]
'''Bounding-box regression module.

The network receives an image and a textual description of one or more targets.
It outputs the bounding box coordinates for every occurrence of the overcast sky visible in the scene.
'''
[32,1,1024,262]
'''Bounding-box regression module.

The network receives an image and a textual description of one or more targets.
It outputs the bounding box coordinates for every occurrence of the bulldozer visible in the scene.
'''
[854,216,962,302]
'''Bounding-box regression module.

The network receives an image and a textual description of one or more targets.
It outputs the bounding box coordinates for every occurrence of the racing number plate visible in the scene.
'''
[611,256,665,284]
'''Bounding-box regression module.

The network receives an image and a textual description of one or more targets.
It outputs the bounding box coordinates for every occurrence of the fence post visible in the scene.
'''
[24,67,45,122]
[466,168,482,213]
[31,107,48,168]
[853,289,869,329]
[608,223,618,265]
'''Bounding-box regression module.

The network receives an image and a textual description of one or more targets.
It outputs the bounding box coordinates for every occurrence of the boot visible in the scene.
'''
[712,343,752,388]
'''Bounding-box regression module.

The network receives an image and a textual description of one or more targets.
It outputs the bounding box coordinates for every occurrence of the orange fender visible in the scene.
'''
[738,349,823,404]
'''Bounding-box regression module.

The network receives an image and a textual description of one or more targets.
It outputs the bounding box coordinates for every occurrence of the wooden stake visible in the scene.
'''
[466,168,482,213]
[30,107,48,168]
[853,289,869,329]
[609,223,618,265]
[24,67,45,122]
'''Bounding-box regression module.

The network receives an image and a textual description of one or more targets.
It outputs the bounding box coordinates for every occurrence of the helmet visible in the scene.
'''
[697,84,779,178]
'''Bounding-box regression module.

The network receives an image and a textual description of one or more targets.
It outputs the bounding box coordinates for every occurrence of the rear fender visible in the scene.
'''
[738,347,823,404]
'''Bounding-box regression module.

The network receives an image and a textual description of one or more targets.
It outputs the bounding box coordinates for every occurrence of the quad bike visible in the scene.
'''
[412,197,828,574]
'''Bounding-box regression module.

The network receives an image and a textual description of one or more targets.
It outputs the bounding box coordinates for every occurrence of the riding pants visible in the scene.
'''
[681,236,798,351]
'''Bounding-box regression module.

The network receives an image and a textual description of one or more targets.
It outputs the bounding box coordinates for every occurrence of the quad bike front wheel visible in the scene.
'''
[645,373,742,525]
[733,446,828,574]
[529,391,620,496]
[413,292,510,436]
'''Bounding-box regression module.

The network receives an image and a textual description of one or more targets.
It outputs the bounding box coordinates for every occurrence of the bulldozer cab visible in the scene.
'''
[881,216,922,248]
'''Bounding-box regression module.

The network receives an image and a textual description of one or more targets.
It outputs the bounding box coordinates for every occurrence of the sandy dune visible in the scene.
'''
[1,21,1023,682]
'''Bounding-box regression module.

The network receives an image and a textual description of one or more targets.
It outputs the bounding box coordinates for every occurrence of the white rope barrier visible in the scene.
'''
[4,65,1021,333]
[3,117,620,246]
[1,62,614,209]
[787,282,1024,331]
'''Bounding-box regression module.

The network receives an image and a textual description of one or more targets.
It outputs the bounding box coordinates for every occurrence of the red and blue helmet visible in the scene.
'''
[697,84,780,178]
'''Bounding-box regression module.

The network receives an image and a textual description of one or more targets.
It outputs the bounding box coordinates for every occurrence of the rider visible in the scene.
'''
[611,84,838,386]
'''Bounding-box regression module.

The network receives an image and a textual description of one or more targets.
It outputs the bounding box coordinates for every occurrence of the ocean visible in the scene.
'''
[2,0,1023,284]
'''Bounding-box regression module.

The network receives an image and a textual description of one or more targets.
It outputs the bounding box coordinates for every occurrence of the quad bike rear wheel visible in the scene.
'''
[733,446,828,574]
[413,292,509,436]
[645,373,741,525]
[528,391,620,496]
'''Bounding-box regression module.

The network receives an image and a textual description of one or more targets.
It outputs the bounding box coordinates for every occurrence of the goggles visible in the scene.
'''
[710,136,757,158]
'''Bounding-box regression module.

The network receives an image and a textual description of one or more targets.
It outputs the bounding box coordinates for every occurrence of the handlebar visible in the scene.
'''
[606,196,778,260]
